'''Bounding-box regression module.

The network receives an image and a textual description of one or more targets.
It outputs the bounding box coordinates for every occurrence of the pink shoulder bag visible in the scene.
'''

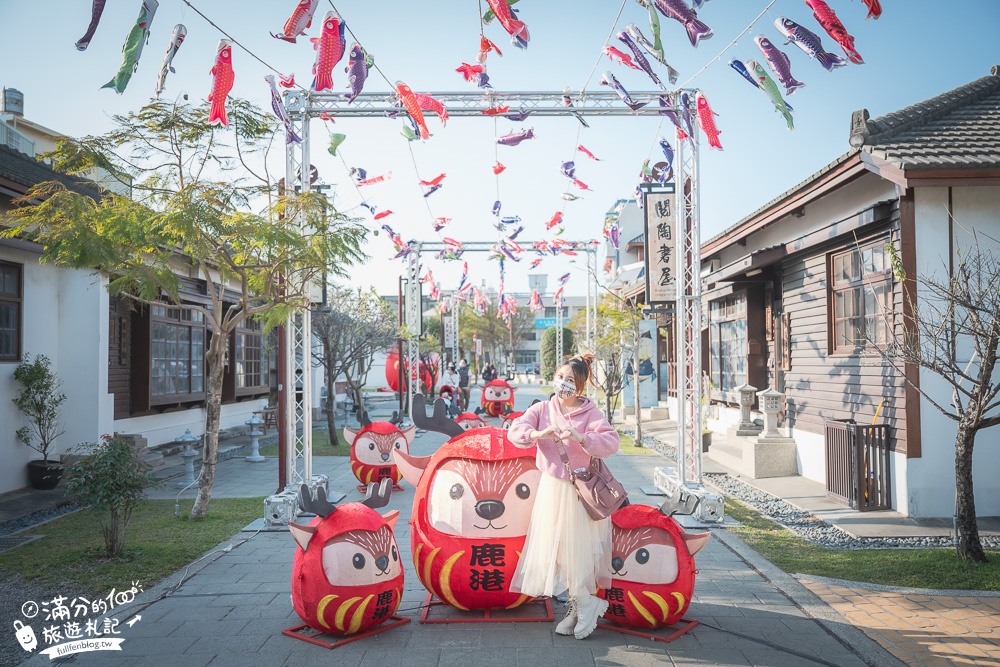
[548,401,628,521]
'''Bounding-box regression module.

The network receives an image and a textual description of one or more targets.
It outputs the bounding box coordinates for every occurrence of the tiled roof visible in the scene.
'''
[850,65,1000,169]
[703,66,1000,251]
[0,143,101,197]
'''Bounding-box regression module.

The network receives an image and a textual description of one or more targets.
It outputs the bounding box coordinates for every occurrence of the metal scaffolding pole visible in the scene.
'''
[280,87,717,518]
[283,100,312,491]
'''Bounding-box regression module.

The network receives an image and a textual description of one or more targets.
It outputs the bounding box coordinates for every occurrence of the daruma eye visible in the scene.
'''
[516,483,530,499]
[391,545,398,561]
[450,484,464,500]
[352,553,366,570]
[636,548,650,564]
[368,443,375,451]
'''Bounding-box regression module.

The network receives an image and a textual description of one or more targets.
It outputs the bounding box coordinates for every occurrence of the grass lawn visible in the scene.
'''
[0,497,264,596]
[726,498,1000,591]
[615,430,656,455]
[258,429,350,457]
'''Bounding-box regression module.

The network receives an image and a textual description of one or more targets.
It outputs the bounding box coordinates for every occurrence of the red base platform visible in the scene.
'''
[596,617,699,643]
[419,593,553,624]
[282,615,410,649]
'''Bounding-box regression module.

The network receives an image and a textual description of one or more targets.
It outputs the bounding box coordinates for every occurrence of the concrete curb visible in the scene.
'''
[711,527,907,667]
[794,572,1000,597]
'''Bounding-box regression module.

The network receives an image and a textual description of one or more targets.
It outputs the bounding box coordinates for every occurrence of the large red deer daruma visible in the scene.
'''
[344,410,415,490]
[288,480,405,635]
[598,504,709,629]
[395,395,541,611]
[480,378,515,417]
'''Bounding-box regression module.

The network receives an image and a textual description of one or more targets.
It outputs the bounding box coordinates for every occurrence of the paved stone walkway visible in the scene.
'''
[802,577,1000,667]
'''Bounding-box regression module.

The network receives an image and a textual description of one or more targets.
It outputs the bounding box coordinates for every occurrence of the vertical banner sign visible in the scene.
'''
[622,318,659,409]
[443,313,456,348]
[475,338,483,357]
[641,182,677,305]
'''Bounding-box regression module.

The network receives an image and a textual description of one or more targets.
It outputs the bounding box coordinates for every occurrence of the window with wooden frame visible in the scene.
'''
[234,317,269,395]
[708,292,747,392]
[149,305,206,403]
[829,240,892,354]
[0,261,22,362]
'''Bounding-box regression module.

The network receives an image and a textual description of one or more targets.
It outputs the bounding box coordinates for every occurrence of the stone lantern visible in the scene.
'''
[756,387,784,438]
[175,429,201,488]
[245,413,266,463]
[735,383,762,436]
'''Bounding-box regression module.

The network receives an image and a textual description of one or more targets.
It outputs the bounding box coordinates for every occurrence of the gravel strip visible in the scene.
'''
[616,425,1000,551]
[0,504,81,537]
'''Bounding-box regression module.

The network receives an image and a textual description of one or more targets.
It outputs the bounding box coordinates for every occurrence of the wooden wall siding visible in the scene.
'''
[108,296,132,420]
[778,216,909,453]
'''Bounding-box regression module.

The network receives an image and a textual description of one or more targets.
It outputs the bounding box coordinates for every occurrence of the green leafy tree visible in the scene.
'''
[458,299,533,373]
[65,435,160,557]
[540,327,576,381]
[3,99,365,519]
[571,294,642,423]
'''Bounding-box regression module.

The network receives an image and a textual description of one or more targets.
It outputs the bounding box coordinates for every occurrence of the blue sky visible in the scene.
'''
[1,0,997,298]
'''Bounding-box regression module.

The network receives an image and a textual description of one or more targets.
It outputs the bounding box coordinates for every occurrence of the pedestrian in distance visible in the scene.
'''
[457,358,471,411]
[506,353,620,640]
[441,363,461,417]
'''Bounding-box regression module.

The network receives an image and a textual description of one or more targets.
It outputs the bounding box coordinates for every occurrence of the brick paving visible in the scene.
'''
[803,577,1000,667]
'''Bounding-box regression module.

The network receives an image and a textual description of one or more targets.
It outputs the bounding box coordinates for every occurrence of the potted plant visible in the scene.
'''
[12,353,67,490]
[701,376,714,452]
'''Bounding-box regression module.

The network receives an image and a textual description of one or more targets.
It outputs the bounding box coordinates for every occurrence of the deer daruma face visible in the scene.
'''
[353,432,410,466]
[321,526,403,586]
[611,526,680,585]
[428,458,540,537]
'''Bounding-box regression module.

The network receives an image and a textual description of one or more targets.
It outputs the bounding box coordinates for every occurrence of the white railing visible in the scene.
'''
[0,122,35,157]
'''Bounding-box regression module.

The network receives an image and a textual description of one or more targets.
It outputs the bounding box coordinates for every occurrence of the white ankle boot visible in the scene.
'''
[573,594,609,639]
[554,597,578,636]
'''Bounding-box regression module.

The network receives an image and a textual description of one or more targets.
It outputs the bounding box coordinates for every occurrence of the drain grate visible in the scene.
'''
[0,535,43,553]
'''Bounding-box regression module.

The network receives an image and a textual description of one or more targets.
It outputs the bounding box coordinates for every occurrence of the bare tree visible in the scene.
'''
[880,235,1000,563]
[572,294,632,423]
[312,287,397,443]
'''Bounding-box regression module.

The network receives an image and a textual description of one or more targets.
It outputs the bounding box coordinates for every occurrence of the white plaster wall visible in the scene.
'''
[1,248,70,493]
[909,187,1000,517]
[55,271,107,450]
[791,429,826,484]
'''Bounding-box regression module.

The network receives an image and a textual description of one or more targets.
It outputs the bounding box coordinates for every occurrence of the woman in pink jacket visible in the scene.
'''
[507,354,619,639]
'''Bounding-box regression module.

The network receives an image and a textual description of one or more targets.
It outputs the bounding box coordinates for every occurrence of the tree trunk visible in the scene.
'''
[326,357,339,445]
[634,324,643,447]
[190,336,226,519]
[954,422,986,562]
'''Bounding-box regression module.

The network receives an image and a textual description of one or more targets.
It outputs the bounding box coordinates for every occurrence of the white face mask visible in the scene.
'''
[553,379,577,398]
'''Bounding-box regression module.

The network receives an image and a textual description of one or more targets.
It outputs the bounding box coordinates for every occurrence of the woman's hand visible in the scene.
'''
[560,423,585,445]
[530,424,558,441]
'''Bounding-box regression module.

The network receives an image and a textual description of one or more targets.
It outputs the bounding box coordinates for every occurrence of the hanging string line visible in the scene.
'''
[327,0,395,89]
[578,0,629,97]
[180,0,308,92]
[677,0,778,88]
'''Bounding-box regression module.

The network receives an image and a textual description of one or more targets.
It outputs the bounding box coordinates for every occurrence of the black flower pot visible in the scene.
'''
[27,460,64,490]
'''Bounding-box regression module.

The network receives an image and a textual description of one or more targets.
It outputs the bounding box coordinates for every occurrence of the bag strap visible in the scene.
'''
[548,399,593,477]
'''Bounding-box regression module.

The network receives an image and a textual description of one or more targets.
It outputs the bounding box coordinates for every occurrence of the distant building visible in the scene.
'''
[2,87,131,196]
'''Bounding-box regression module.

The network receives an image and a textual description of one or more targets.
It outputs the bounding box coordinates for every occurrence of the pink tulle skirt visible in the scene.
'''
[510,472,613,599]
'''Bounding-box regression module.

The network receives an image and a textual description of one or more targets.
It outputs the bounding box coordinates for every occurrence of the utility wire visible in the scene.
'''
[678,0,778,88]
[180,0,307,92]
